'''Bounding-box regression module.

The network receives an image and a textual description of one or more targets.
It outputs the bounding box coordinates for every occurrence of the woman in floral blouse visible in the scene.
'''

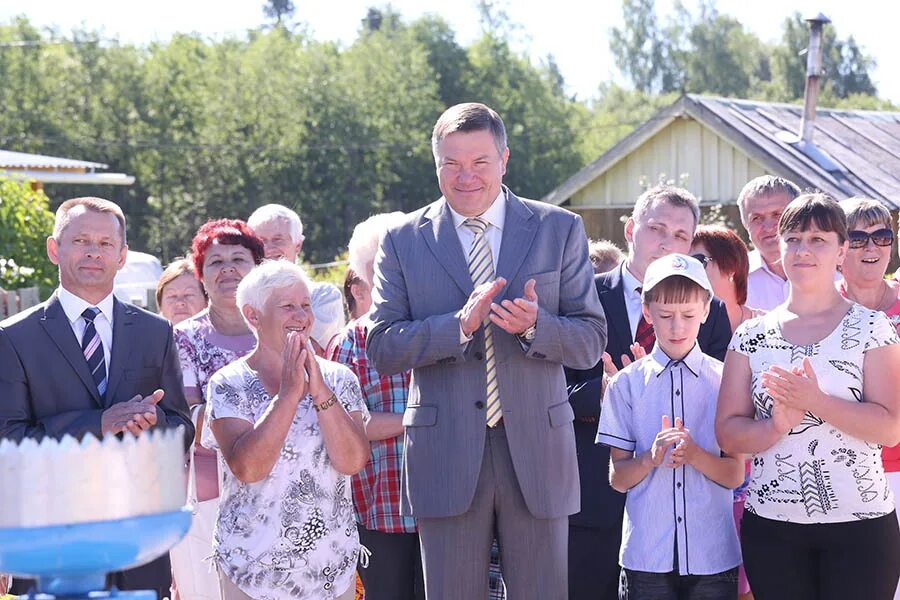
[717,194,900,599]
[203,260,369,599]
[170,219,264,598]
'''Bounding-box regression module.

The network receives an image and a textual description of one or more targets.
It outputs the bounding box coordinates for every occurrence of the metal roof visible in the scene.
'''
[0,149,107,170]
[544,94,900,210]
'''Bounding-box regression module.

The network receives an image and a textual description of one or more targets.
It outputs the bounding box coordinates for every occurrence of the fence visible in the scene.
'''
[0,286,40,320]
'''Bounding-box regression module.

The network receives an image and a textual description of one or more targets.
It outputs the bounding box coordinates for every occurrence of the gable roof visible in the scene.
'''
[0,149,107,170]
[544,94,900,210]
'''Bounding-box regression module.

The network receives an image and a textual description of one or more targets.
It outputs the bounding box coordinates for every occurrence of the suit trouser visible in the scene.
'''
[417,423,567,600]
[568,523,622,600]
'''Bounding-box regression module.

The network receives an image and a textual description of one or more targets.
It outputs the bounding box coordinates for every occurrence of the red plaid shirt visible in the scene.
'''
[330,318,416,533]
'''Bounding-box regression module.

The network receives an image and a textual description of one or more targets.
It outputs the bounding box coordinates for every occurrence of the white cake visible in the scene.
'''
[0,428,187,528]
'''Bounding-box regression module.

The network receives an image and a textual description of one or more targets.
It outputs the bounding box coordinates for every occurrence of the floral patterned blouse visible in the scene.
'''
[202,356,369,600]
[175,310,256,501]
[730,303,900,524]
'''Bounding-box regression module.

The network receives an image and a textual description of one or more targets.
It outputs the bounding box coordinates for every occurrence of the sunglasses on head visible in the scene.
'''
[848,228,894,249]
[690,253,712,268]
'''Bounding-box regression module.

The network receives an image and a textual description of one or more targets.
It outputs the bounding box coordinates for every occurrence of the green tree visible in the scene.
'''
[0,178,56,292]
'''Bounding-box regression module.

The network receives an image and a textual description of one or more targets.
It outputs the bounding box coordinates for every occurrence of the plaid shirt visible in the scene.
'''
[330,318,416,533]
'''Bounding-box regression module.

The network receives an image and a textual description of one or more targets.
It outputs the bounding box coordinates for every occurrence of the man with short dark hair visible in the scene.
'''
[0,196,193,597]
[367,102,606,599]
[565,184,732,600]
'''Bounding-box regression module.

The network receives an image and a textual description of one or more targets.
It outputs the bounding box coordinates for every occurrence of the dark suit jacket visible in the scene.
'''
[0,293,193,597]
[565,262,733,529]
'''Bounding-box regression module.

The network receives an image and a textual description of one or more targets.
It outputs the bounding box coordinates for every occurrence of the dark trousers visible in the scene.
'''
[619,567,737,600]
[741,510,900,600]
[357,526,425,600]
[569,524,621,600]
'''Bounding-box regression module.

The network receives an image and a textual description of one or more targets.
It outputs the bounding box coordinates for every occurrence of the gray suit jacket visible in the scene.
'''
[0,293,194,447]
[367,189,607,519]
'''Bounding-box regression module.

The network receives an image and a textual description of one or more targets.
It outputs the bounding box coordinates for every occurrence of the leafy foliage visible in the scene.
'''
[0,178,55,291]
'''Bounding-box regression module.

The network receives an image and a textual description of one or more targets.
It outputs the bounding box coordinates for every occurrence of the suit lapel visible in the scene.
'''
[40,294,102,407]
[420,199,475,296]
[104,298,136,406]
[599,264,633,351]
[495,189,538,297]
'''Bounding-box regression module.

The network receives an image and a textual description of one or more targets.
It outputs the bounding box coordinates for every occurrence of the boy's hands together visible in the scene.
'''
[649,416,700,469]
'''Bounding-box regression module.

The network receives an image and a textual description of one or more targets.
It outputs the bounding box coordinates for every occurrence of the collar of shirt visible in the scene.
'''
[448,190,506,233]
[57,286,115,327]
[648,342,702,378]
[621,261,643,297]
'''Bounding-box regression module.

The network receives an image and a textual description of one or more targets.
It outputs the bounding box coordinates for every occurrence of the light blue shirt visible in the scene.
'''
[596,343,741,575]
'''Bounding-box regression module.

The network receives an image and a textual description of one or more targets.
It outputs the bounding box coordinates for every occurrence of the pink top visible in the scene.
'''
[174,311,256,500]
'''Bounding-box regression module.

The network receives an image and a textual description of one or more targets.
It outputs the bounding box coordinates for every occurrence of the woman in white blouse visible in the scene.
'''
[202,260,370,600]
[716,193,900,600]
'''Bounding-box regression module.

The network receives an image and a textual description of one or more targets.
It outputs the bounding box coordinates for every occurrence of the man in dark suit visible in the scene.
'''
[0,197,193,597]
[566,185,732,600]
[368,103,606,599]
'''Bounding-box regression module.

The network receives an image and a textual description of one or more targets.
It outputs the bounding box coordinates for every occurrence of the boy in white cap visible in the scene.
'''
[596,254,744,599]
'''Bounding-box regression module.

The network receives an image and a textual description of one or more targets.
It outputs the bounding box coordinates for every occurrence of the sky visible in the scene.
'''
[3,0,898,104]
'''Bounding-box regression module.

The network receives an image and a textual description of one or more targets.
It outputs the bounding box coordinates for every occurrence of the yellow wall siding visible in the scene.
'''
[570,117,769,208]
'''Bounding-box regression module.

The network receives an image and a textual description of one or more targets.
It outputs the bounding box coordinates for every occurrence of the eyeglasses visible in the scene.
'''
[690,253,712,268]
[848,228,894,249]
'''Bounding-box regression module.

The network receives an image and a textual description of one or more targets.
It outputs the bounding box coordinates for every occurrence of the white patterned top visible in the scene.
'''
[202,356,369,599]
[729,303,900,523]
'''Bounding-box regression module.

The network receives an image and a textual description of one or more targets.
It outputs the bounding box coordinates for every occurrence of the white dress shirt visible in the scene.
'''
[448,190,506,269]
[450,191,506,343]
[57,286,115,367]
[620,262,644,341]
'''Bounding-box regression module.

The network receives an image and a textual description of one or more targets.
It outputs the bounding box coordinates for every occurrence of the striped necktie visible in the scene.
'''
[81,307,108,399]
[463,217,502,427]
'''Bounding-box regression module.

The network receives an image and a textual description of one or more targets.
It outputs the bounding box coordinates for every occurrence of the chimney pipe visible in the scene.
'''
[799,13,830,144]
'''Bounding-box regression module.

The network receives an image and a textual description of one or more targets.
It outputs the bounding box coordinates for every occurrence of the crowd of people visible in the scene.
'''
[1,101,900,600]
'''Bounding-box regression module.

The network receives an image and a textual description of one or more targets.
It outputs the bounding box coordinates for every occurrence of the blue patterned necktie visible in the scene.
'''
[81,307,107,399]
[463,217,502,427]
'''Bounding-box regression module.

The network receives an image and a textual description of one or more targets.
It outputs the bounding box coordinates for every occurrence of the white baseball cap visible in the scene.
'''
[642,254,713,299]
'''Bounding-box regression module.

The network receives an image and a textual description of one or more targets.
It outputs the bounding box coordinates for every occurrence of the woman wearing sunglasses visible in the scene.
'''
[839,197,900,600]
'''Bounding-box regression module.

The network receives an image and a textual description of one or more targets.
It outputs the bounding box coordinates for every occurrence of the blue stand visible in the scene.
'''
[0,509,191,599]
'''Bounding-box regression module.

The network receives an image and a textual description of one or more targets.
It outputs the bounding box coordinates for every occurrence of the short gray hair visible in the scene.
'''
[247,204,304,244]
[54,197,127,245]
[348,212,406,285]
[432,102,507,164]
[236,260,313,320]
[632,185,700,230]
[737,175,801,221]
[839,197,892,231]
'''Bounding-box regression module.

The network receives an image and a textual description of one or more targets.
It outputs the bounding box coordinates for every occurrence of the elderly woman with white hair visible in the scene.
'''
[203,260,370,600]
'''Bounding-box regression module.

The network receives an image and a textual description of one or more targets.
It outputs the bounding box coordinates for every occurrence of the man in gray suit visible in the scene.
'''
[0,197,193,597]
[367,103,607,599]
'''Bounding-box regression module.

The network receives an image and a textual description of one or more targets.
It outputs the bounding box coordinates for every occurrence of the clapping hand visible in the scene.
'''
[650,415,687,468]
[668,417,699,468]
[278,331,309,404]
[460,278,507,337]
[490,278,538,335]
[762,358,822,413]
[102,389,164,436]
[601,343,648,377]
[303,338,334,402]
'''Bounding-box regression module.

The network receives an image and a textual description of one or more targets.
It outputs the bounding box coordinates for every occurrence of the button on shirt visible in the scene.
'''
[596,344,741,575]
[56,286,114,368]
